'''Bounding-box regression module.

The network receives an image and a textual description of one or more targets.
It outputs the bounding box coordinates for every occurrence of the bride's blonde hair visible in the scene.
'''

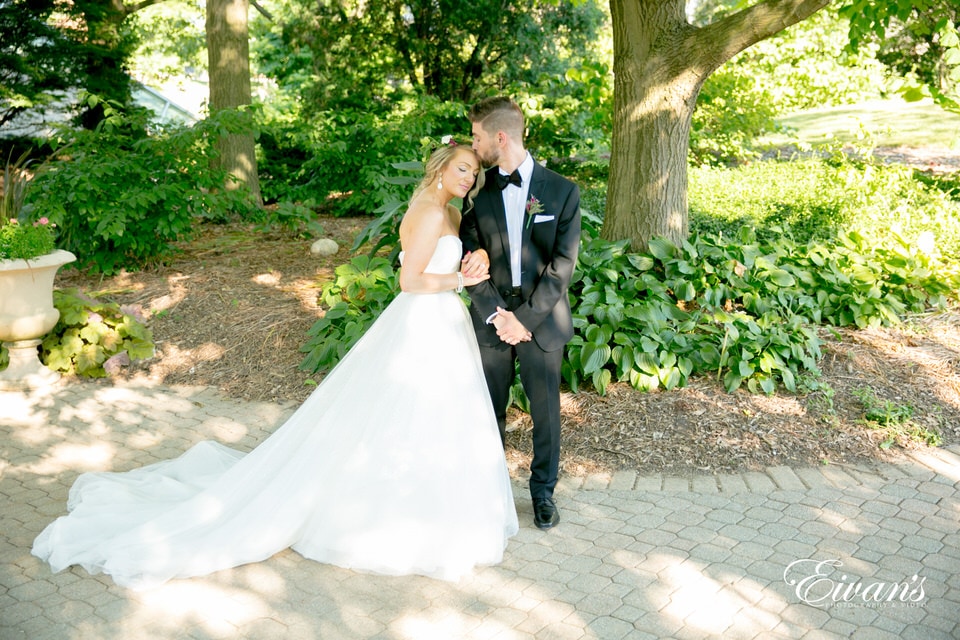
[410,144,485,210]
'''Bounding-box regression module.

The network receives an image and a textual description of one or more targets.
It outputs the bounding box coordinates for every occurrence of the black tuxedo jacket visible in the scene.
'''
[460,159,580,352]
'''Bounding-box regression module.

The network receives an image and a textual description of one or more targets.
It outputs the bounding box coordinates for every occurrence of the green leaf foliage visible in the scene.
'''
[565,224,959,396]
[32,289,156,378]
[298,255,400,375]
[690,157,960,257]
[25,102,258,274]
[293,219,958,403]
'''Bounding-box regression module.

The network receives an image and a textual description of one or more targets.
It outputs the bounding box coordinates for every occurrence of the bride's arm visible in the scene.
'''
[399,205,488,294]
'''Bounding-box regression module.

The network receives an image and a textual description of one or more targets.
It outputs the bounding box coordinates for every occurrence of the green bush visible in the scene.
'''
[0,218,56,260]
[258,93,610,222]
[298,255,400,375]
[25,102,258,274]
[689,157,960,257]
[712,11,887,116]
[261,97,468,218]
[566,232,825,395]
[297,222,958,395]
[690,64,780,166]
[567,225,958,395]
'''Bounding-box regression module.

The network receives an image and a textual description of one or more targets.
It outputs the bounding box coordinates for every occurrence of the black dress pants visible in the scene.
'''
[478,296,562,500]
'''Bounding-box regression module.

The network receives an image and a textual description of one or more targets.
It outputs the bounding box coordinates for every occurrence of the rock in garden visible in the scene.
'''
[310,238,339,256]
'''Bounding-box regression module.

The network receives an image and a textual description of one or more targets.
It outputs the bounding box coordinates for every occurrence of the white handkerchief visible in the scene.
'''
[533,214,555,223]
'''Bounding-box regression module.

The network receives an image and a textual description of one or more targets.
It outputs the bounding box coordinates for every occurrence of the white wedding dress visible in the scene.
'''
[33,235,518,590]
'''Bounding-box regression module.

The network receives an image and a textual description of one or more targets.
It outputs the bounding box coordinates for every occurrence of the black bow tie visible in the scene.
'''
[496,169,522,190]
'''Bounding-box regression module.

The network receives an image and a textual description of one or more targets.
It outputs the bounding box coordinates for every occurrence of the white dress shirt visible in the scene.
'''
[500,153,534,288]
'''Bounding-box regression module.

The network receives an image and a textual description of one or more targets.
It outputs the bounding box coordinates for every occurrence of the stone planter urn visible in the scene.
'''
[0,249,77,389]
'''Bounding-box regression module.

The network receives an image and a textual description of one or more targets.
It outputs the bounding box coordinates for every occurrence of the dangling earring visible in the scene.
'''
[437,175,443,190]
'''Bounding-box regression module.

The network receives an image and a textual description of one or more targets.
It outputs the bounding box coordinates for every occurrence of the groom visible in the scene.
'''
[459,96,581,530]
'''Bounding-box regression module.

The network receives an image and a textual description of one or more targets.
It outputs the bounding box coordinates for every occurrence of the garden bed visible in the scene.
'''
[55,209,960,478]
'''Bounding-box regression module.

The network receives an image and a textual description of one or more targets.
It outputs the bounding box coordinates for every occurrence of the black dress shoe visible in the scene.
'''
[533,497,559,529]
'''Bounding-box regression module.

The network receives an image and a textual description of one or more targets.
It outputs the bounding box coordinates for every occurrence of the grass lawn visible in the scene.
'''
[765,98,960,150]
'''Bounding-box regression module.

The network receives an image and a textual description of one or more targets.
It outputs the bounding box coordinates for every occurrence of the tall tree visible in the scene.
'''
[269,0,605,113]
[605,0,960,250]
[604,0,830,249]
[206,0,261,203]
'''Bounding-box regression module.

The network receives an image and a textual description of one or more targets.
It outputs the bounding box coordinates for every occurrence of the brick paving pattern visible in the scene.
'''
[2,380,958,639]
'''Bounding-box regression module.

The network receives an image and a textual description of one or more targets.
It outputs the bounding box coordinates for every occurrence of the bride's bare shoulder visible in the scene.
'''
[400,196,445,234]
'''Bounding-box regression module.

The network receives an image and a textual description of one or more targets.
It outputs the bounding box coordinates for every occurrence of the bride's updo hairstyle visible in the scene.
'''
[411,143,485,210]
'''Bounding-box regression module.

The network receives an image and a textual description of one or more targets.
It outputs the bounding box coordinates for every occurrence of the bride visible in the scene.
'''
[32,143,519,590]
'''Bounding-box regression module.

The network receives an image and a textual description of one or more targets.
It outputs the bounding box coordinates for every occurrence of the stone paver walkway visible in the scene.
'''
[2,380,958,639]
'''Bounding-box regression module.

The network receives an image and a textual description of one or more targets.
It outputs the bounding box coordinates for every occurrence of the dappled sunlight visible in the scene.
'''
[151,341,227,376]
[845,317,960,415]
[905,449,960,484]
[203,415,255,444]
[276,276,327,319]
[7,412,68,446]
[25,440,116,475]
[147,274,190,314]
[3,346,957,639]
[234,561,289,595]
[652,553,783,635]
[744,393,806,416]
[397,614,481,638]
[0,385,60,428]
[0,382,274,485]
[815,506,863,536]
[127,428,165,449]
[251,271,281,286]
[135,579,280,633]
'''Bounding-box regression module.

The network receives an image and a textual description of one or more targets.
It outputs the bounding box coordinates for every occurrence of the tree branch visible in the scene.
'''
[123,0,168,17]
[692,0,832,75]
[250,0,273,21]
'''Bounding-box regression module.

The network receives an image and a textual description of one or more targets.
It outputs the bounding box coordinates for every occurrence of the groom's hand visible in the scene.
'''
[461,249,490,279]
[493,307,532,345]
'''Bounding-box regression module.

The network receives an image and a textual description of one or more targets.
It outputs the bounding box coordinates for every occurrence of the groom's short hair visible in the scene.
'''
[469,97,525,141]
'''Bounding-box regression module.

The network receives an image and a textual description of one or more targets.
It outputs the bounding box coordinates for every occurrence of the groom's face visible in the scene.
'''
[471,122,500,168]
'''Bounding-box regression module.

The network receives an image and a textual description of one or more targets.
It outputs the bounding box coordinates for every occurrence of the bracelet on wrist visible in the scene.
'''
[456,271,464,293]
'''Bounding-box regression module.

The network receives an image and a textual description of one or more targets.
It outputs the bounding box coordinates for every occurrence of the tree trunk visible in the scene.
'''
[206,0,261,204]
[604,0,831,250]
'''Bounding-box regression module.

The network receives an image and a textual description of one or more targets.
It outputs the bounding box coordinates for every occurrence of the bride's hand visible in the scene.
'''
[462,272,490,287]
[461,250,490,278]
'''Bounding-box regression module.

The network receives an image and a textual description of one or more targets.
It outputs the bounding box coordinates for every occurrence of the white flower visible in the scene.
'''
[440,135,453,145]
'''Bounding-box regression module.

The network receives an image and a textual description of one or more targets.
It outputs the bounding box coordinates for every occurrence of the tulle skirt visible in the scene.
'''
[33,289,518,589]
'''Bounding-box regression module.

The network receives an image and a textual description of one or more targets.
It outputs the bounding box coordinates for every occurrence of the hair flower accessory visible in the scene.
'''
[525,196,544,228]
[419,135,462,161]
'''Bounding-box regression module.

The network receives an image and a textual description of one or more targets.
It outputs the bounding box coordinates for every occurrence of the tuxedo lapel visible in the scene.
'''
[523,162,548,243]
[480,169,511,264]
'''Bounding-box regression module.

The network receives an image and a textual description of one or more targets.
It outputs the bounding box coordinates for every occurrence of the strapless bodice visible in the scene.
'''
[399,235,461,275]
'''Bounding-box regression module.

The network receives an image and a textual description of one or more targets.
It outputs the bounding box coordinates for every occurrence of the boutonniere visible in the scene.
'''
[525,196,544,229]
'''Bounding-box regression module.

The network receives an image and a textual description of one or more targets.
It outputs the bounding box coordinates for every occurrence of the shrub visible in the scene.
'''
[261,97,467,218]
[689,156,960,257]
[690,64,780,166]
[296,223,958,396]
[565,233,825,395]
[566,224,959,395]
[298,255,400,375]
[25,100,258,274]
